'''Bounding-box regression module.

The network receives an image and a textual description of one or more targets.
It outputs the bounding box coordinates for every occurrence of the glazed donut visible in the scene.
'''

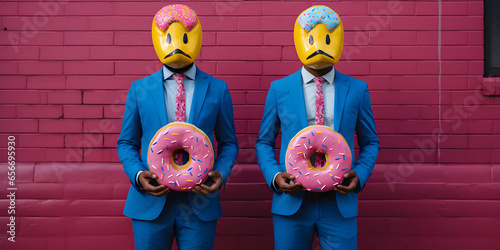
[285,125,352,192]
[147,122,214,191]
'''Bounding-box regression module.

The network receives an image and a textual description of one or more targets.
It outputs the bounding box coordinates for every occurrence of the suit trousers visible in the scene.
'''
[132,192,217,250]
[273,193,357,250]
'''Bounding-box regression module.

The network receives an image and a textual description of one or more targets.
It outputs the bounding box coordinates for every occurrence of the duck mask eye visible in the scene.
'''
[183,33,188,44]
[326,34,330,45]
[167,33,171,44]
[309,34,314,45]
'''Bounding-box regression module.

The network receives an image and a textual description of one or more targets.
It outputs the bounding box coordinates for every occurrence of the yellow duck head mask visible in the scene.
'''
[294,6,344,70]
[152,4,202,69]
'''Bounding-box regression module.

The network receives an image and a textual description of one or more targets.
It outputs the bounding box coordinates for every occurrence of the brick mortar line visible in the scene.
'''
[438,0,442,161]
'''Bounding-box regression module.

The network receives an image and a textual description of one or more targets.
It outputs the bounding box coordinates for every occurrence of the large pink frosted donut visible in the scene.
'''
[285,125,352,192]
[147,122,214,191]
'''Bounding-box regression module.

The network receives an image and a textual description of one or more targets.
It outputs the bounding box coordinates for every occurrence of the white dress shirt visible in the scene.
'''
[272,66,336,191]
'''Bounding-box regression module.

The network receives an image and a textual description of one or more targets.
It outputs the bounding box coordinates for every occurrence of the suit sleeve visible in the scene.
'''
[353,83,380,192]
[255,84,283,192]
[213,83,239,184]
[117,82,148,190]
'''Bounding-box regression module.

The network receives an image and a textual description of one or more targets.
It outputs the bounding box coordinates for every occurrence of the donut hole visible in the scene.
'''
[309,152,327,168]
[172,149,190,166]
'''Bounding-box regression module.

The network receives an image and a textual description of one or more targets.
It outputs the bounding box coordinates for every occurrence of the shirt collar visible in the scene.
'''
[301,66,335,85]
[162,63,197,81]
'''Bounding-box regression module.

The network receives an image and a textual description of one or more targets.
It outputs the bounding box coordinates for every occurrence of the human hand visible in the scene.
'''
[334,170,359,194]
[138,171,171,197]
[193,170,223,195]
[275,172,302,194]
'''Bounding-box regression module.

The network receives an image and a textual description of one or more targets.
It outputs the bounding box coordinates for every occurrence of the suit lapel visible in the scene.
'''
[286,70,308,128]
[333,69,350,132]
[148,69,168,126]
[188,68,209,125]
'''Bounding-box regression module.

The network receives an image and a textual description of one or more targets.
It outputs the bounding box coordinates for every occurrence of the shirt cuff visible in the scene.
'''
[135,170,144,189]
[271,172,282,193]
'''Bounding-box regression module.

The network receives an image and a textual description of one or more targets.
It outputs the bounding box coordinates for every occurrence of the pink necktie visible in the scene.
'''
[173,73,186,122]
[173,73,186,165]
[313,77,326,168]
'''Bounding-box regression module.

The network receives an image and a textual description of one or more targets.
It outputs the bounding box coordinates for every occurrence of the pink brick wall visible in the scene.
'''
[1,1,500,249]
[0,0,495,165]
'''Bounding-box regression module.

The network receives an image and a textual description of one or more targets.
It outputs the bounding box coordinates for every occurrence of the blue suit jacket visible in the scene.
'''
[255,69,379,218]
[117,68,239,222]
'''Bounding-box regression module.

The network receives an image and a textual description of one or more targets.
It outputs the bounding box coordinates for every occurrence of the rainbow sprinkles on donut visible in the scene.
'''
[147,122,214,192]
[285,125,352,192]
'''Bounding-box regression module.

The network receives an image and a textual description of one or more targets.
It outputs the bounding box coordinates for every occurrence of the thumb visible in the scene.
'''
[344,171,355,178]
[285,173,295,180]
[144,171,157,179]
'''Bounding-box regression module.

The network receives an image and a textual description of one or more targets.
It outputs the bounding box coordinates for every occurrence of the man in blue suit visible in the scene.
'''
[255,6,379,250]
[117,5,238,250]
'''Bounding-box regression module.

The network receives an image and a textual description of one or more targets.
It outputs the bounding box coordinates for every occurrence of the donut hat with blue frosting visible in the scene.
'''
[298,6,341,32]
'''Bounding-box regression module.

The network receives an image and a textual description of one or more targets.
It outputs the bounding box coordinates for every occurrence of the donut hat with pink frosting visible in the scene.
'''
[154,4,198,31]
